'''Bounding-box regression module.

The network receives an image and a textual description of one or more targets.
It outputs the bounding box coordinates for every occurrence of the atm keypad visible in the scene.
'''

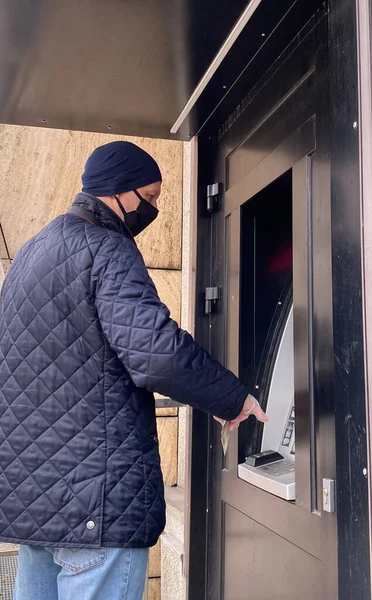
[257,458,295,477]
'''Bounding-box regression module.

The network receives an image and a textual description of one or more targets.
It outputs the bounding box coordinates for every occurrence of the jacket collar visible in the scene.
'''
[71,192,134,239]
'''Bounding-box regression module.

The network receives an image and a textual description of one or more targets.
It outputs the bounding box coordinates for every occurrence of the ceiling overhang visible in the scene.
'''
[0,0,324,140]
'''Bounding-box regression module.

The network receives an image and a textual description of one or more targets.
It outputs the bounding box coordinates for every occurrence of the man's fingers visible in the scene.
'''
[214,399,268,433]
[253,405,269,423]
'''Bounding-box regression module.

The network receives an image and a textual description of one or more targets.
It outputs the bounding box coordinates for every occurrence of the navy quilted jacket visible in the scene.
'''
[0,193,247,549]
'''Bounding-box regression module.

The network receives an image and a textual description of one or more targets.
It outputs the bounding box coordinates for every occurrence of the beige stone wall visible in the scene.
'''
[0,125,182,268]
[0,124,183,599]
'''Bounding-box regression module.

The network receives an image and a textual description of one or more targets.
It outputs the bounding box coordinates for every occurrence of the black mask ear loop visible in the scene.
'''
[116,191,144,217]
[133,189,145,202]
[115,195,127,220]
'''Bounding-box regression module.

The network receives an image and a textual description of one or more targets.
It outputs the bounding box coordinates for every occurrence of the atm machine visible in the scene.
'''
[190,49,344,591]
[235,170,297,503]
[238,305,295,501]
[204,156,341,598]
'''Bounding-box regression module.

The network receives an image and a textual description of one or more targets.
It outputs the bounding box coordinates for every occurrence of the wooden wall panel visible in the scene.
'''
[156,407,178,417]
[0,124,182,268]
[157,417,178,487]
[148,577,161,600]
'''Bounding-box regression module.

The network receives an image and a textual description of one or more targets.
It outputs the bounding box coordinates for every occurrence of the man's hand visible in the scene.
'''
[214,394,268,432]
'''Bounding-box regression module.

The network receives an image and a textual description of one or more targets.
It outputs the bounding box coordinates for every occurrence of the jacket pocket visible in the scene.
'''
[53,547,107,573]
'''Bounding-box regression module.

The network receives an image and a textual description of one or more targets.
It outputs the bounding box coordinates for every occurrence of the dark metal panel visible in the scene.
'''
[203,134,232,600]
[188,134,216,600]
[328,0,371,597]
[223,504,322,600]
[226,72,316,189]
[225,118,316,216]
[195,0,326,138]
[212,5,326,156]
[310,51,338,594]
[221,473,321,558]
[184,0,248,91]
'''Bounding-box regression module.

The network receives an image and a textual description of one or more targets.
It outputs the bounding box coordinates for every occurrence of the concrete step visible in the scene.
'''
[164,486,184,543]
[161,531,186,600]
[161,486,186,600]
[0,543,18,556]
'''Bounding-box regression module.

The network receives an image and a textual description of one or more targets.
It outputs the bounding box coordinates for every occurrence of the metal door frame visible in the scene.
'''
[224,9,338,596]
[357,0,372,584]
[328,0,371,596]
[222,122,321,549]
[220,99,338,598]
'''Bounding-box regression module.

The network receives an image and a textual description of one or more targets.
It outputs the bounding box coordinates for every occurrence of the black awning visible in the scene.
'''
[0,0,247,140]
[0,0,324,140]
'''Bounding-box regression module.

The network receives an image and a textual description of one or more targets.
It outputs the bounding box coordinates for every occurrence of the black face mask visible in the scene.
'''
[115,190,159,237]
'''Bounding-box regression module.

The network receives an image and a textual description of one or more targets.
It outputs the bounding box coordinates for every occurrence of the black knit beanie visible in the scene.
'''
[81,141,162,196]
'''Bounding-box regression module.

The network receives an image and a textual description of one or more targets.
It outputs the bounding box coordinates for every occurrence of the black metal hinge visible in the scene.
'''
[206,182,222,213]
[205,286,221,314]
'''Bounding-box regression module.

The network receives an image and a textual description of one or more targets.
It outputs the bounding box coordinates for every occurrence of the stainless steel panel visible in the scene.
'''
[322,478,336,513]
[293,156,315,513]
[357,0,372,582]
[238,461,295,500]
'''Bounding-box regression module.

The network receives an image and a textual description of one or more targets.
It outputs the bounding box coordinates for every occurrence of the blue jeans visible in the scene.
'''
[13,545,149,600]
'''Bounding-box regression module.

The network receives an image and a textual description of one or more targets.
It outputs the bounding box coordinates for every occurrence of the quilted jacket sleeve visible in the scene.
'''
[93,236,248,421]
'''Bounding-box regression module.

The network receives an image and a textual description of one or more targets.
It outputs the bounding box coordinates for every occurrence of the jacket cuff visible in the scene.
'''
[217,385,248,422]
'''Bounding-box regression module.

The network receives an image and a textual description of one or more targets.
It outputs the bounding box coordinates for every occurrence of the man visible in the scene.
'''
[0,141,267,600]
